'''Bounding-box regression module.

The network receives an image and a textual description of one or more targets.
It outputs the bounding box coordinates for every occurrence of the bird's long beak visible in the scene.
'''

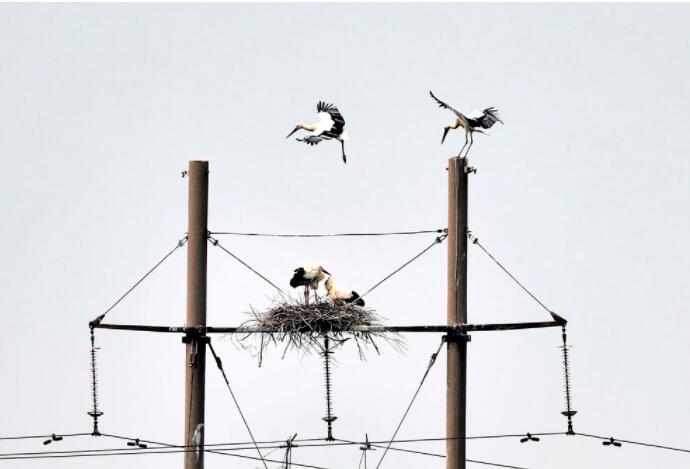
[441,127,450,144]
[286,126,300,138]
[322,268,331,275]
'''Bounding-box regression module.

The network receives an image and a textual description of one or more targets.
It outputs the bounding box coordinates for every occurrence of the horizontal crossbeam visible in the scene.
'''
[90,320,564,334]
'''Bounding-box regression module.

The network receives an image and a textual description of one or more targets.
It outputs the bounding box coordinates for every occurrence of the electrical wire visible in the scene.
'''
[90,236,188,323]
[207,235,285,295]
[374,338,447,469]
[0,432,91,441]
[466,230,552,315]
[576,432,690,454]
[208,229,446,238]
[207,341,269,469]
[361,231,448,299]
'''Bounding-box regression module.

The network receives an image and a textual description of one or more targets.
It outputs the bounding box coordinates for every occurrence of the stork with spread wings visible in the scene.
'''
[287,101,350,164]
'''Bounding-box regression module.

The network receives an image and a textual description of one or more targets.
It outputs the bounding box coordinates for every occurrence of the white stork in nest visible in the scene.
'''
[324,276,365,307]
[429,91,503,158]
[286,101,350,164]
[290,262,330,305]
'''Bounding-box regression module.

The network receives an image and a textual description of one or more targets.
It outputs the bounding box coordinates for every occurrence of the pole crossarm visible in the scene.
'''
[90,320,564,335]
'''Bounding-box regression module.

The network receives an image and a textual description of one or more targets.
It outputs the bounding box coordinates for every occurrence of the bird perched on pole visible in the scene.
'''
[324,276,365,307]
[429,91,503,158]
[290,262,330,305]
[286,101,350,163]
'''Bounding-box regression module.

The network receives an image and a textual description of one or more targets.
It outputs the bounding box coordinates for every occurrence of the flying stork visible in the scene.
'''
[286,101,350,164]
[429,91,503,158]
[290,262,330,305]
[324,276,365,307]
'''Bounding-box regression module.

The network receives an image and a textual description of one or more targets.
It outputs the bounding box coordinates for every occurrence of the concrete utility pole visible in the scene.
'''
[184,160,209,469]
[447,157,469,469]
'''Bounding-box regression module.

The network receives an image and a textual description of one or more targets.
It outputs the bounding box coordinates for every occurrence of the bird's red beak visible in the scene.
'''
[286,126,300,138]
[441,127,450,144]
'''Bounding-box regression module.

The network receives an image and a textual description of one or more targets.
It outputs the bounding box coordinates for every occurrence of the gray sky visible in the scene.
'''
[1,3,689,469]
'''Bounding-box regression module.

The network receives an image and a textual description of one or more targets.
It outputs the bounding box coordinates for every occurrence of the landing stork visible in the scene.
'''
[290,262,330,305]
[429,91,503,158]
[286,101,350,163]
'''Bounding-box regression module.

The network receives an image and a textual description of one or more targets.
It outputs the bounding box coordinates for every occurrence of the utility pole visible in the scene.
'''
[447,157,469,469]
[184,160,209,469]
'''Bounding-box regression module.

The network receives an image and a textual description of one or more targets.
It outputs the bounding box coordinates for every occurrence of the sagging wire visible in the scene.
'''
[208,229,447,238]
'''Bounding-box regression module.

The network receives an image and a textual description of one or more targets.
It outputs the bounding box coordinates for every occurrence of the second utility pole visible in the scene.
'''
[184,160,209,469]
[447,157,469,469]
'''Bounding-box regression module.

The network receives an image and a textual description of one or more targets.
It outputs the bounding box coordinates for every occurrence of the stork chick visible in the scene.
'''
[286,101,350,163]
[429,91,503,158]
[324,276,365,307]
[290,262,330,305]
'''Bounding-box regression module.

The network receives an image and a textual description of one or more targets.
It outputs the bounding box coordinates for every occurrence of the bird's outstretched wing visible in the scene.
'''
[297,135,326,146]
[317,101,346,137]
[478,107,503,129]
[429,91,465,119]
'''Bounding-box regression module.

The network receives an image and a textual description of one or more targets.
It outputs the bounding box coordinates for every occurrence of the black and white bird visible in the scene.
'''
[429,91,503,158]
[286,101,350,164]
[324,276,365,307]
[290,262,330,305]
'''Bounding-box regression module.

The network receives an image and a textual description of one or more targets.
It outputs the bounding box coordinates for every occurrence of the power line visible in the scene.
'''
[361,231,448,299]
[207,235,285,295]
[576,432,690,454]
[374,338,447,469]
[336,440,535,469]
[467,459,532,469]
[0,432,91,441]
[90,236,188,324]
[466,230,553,316]
[208,229,446,238]
[207,341,269,469]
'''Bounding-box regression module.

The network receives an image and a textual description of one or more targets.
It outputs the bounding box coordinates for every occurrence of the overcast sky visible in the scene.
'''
[1,3,689,469]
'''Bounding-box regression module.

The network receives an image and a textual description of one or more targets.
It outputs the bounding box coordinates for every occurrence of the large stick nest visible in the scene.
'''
[239,299,404,363]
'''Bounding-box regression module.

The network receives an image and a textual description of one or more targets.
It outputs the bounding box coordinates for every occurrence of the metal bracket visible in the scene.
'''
[444,328,471,343]
[182,334,210,344]
[464,165,477,174]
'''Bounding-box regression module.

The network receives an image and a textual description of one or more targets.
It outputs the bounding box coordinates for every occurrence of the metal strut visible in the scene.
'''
[560,324,576,434]
[321,336,337,441]
[88,326,103,436]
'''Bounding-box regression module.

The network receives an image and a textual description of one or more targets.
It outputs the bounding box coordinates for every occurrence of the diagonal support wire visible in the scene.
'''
[207,341,269,469]
[90,236,188,325]
[361,231,448,299]
[374,337,447,469]
[466,230,554,316]
[207,235,285,296]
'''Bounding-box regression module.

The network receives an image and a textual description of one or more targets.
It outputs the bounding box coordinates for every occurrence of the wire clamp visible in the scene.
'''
[127,438,148,449]
[43,434,63,445]
[520,433,540,443]
[603,437,622,447]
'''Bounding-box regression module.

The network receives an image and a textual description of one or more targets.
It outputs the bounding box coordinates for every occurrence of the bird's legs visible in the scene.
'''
[313,288,320,304]
[304,286,310,305]
[458,131,468,158]
[463,132,474,158]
